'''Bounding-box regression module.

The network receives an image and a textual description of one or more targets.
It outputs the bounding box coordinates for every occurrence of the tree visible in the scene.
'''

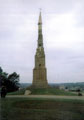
[0,67,20,93]
[6,72,20,92]
[0,67,2,87]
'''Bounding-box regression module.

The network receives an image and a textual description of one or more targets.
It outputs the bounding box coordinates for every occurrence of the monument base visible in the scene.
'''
[30,84,50,88]
[32,68,49,88]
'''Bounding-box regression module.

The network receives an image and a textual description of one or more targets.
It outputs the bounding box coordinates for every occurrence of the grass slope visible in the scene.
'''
[8,88,26,95]
[8,87,77,96]
[29,88,77,96]
[1,98,84,120]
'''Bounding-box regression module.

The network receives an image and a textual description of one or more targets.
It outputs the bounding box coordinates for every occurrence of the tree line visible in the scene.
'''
[0,67,20,97]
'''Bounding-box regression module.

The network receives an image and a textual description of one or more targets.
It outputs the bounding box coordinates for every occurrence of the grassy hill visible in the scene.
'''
[8,87,77,96]
[1,97,84,120]
[28,88,77,96]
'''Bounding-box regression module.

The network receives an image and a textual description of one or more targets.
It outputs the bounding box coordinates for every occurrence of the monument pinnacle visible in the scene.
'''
[38,11,42,24]
[38,11,43,48]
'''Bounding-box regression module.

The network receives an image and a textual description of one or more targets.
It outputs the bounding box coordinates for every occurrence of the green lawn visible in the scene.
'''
[1,97,84,120]
[8,87,77,96]
[8,88,26,95]
[29,88,77,96]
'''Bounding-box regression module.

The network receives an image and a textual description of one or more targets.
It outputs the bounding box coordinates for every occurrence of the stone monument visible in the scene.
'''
[32,11,49,88]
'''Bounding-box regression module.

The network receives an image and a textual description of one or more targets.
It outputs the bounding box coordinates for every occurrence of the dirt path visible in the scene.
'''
[6,95,84,100]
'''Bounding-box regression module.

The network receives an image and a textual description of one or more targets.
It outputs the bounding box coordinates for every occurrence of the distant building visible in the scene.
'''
[59,85,65,90]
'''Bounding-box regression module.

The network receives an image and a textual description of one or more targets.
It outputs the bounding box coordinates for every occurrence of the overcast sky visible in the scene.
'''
[0,0,84,83]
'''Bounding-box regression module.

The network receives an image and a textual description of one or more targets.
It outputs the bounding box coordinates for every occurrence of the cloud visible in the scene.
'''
[0,0,84,83]
[73,0,84,27]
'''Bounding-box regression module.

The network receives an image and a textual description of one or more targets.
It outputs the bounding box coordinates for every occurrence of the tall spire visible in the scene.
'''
[38,11,42,24]
[32,11,49,88]
[38,11,43,47]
